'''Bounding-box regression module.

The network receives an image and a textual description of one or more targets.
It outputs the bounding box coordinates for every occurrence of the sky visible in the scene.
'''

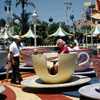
[0,0,95,25]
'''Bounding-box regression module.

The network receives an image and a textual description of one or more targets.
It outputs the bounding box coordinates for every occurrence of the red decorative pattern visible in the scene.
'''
[92,55,100,80]
[95,0,100,10]
[1,73,73,100]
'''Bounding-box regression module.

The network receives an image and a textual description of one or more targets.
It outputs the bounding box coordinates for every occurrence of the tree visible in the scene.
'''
[8,12,32,37]
[48,23,59,44]
[86,4,95,21]
[0,19,6,28]
[16,0,35,34]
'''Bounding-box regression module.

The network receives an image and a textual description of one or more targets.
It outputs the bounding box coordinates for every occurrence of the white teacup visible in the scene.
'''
[31,52,89,84]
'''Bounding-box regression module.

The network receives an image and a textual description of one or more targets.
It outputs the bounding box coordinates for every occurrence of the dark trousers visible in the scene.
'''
[11,57,22,83]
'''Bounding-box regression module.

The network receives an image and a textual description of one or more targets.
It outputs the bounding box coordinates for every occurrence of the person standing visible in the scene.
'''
[72,41,80,50]
[5,47,12,82]
[9,35,29,84]
[74,37,79,46]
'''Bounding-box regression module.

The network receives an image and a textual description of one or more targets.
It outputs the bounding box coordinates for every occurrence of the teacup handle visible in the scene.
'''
[78,52,90,67]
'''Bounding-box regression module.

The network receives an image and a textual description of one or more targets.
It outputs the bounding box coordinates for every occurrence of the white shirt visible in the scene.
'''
[73,46,80,50]
[67,47,73,51]
[10,42,20,57]
[74,39,79,46]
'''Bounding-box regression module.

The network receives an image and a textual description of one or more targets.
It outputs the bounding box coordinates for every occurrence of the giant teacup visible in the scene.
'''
[0,51,7,71]
[70,48,93,72]
[31,52,89,84]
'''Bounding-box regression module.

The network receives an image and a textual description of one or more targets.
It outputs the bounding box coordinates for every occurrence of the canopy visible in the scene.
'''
[83,24,100,46]
[21,28,36,38]
[87,25,100,37]
[49,26,72,37]
[0,31,14,39]
[92,13,100,20]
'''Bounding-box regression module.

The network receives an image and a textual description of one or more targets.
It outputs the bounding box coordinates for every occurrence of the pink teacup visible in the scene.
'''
[70,48,93,72]
[21,47,50,66]
[92,55,100,80]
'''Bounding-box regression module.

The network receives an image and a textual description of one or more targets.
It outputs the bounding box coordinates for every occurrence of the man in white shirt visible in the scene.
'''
[10,35,29,84]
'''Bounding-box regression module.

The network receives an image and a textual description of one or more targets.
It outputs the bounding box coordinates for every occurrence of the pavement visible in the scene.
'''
[0,72,79,100]
[0,62,96,100]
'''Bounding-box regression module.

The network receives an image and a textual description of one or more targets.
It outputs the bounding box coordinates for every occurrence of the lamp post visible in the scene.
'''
[32,11,38,47]
[4,0,12,25]
[85,20,88,47]
[64,0,72,24]
[70,12,75,39]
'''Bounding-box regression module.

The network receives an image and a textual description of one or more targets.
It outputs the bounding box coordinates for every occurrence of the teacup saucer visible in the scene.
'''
[79,83,100,100]
[0,70,12,76]
[19,63,33,69]
[21,75,91,88]
[74,67,95,75]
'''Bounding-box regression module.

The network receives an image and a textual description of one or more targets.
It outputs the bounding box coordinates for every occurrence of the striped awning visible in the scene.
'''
[21,28,36,38]
[84,25,100,37]
[0,31,14,39]
[49,26,72,37]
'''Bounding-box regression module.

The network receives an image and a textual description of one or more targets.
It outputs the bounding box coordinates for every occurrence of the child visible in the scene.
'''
[32,49,52,74]
[38,50,43,56]
[5,47,12,82]
[32,48,39,55]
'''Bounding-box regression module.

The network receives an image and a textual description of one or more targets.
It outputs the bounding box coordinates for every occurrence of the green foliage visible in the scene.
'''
[16,0,35,34]
[0,19,6,28]
[48,23,58,35]
[12,12,31,35]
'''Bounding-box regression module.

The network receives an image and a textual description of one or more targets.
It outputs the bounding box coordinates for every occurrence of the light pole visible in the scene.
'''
[85,20,88,47]
[32,11,38,47]
[70,12,75,39]
[64,0,72,24]
[4,0,12,25]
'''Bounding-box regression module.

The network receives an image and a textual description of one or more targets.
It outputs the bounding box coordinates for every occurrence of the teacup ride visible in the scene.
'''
[21,52,91,88]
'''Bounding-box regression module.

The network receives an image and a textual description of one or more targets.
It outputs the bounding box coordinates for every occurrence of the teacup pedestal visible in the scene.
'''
[21,75,91,88]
